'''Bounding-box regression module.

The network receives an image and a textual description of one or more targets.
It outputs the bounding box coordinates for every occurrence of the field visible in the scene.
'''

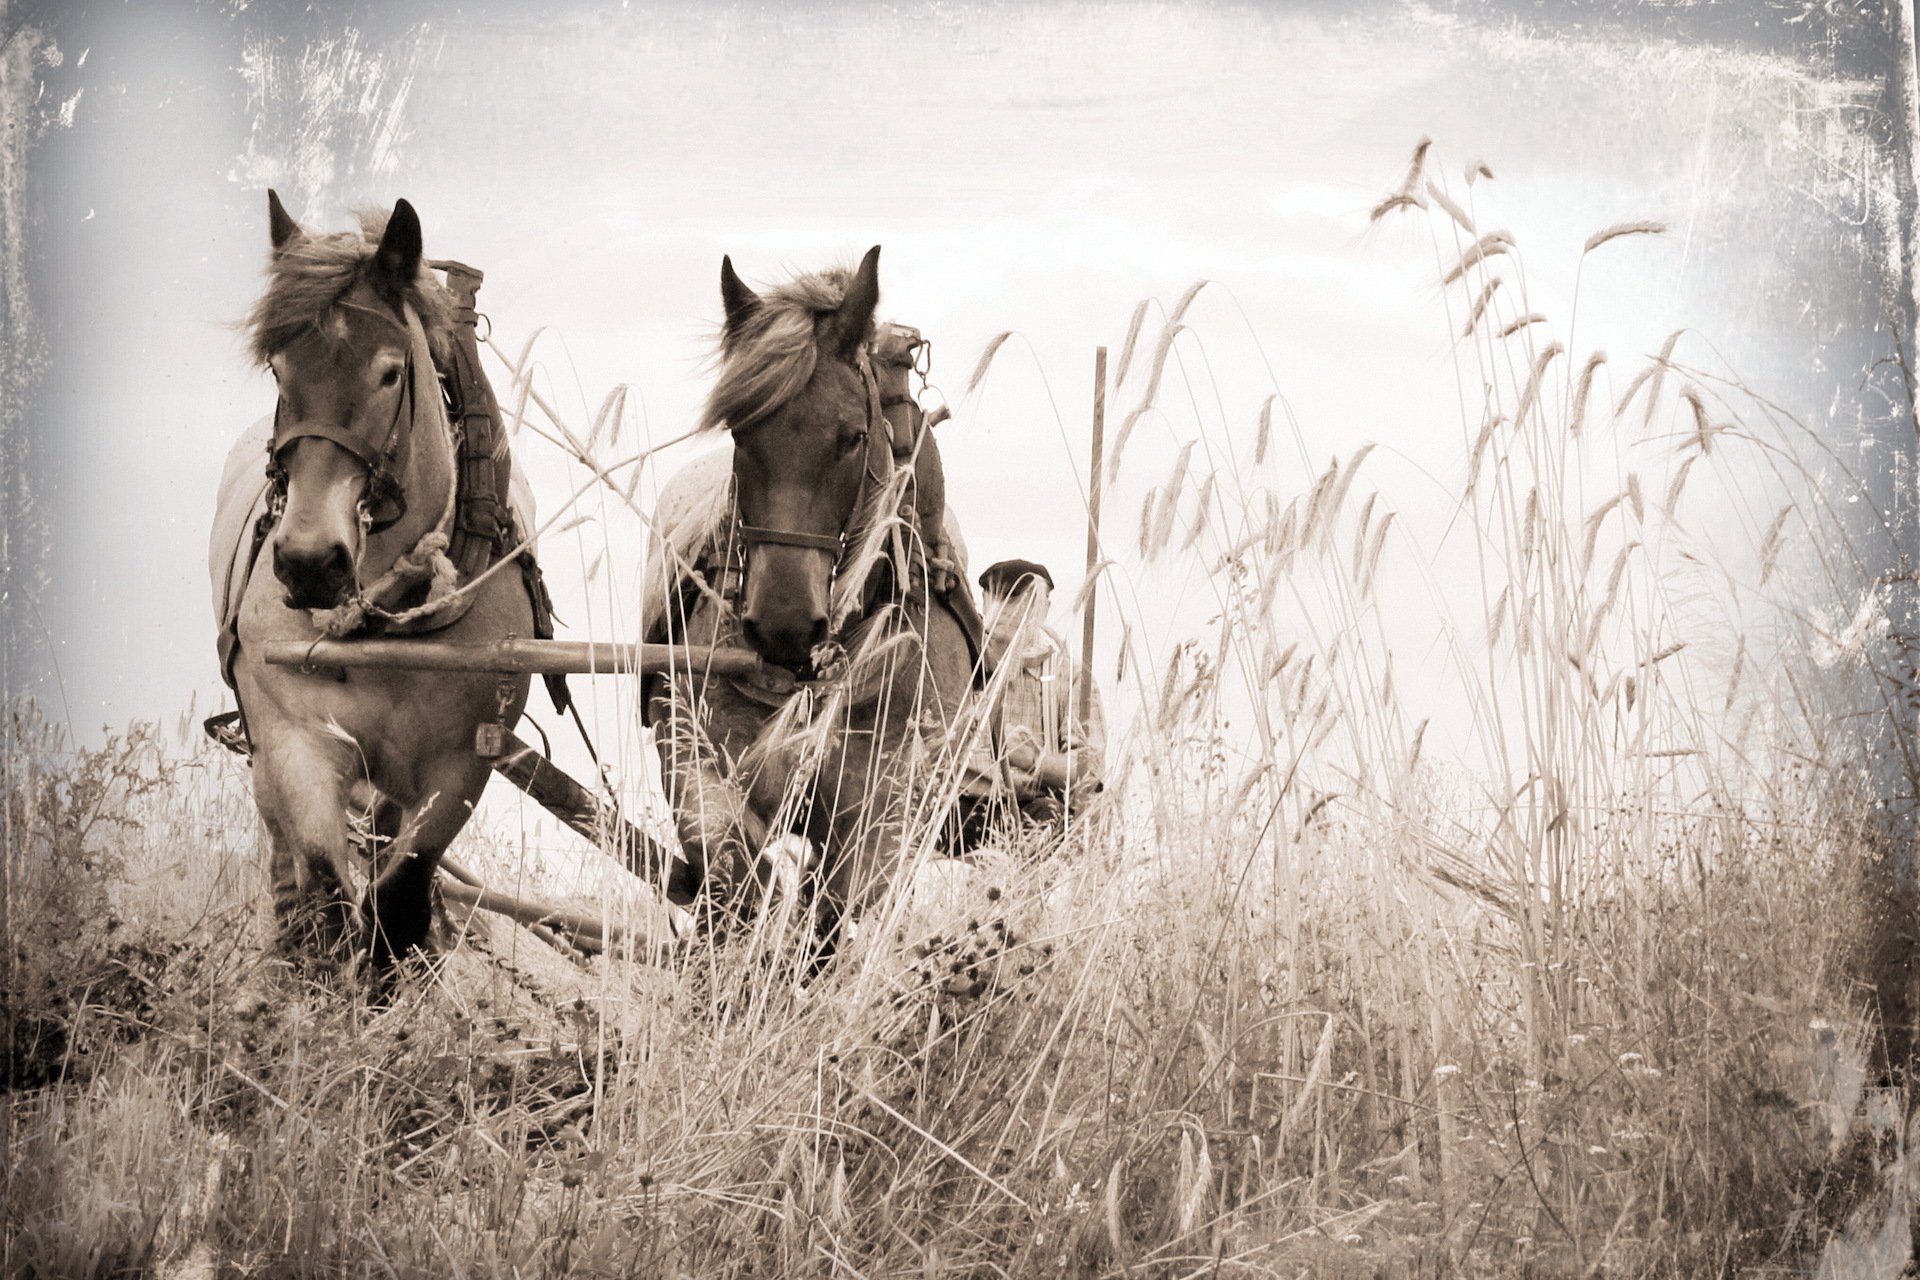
[5,150,1917,1277]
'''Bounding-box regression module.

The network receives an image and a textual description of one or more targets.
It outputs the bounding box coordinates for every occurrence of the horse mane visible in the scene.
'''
[244,208,455,367]
[698,264,863,433]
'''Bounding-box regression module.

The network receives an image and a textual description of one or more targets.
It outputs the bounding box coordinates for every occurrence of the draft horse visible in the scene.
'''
[643,247,978,947]
[218,193,537,967]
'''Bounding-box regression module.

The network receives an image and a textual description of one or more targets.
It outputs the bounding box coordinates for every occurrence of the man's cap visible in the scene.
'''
[979,558,1054,595]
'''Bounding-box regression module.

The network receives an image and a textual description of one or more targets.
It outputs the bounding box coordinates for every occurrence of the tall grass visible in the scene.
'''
[5,148,1913,1277]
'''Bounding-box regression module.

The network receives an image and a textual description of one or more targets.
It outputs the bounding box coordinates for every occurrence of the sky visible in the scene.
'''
[10,0,1904,863]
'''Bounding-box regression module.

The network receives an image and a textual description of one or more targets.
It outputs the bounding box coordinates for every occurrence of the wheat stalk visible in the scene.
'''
[1463,277,1504,337]
[1442,231,1514,286]
[1114,299,1151,385]
[1583,220,1667,255]
[1571,351,1607,434]
[1425,179,1475,233]
[965,331,1013,396]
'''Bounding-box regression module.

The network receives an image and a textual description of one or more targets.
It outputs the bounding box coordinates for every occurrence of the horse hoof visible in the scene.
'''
[360,893,435,969]
[274,894,357,965]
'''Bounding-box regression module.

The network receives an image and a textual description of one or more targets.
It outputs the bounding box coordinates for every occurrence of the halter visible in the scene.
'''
[726,350,892,588]
[265,305,421,534]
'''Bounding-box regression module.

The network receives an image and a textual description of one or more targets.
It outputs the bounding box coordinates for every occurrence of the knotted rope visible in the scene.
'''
[309,305,466,638]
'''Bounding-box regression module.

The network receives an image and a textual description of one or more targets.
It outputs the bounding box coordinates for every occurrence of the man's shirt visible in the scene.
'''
[964,629,1105,799]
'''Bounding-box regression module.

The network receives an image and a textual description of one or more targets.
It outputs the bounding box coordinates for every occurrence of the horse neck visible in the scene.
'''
[364,373,456,568]
[827,442,915,629]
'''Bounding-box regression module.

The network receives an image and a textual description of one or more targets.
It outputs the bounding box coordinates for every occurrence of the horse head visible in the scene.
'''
[250,191,447,611]
[706,246,888,671]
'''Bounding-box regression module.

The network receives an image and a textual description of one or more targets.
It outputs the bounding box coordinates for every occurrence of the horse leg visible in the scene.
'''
[809,738,923,961]
[647,675,767,901]
[360,752,490,967]
[250,733,361,959]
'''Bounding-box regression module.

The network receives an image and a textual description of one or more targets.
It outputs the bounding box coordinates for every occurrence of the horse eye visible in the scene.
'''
[842,430,868,456]
[380,367,402,389]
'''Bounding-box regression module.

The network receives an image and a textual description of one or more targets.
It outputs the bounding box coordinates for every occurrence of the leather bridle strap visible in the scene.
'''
[735,522,843,553]
[267,308,419,534]
[273,418,398,474]
[727,354,887,562]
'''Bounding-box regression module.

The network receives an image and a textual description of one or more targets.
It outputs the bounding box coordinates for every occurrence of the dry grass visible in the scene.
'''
[6,147,1917,1278]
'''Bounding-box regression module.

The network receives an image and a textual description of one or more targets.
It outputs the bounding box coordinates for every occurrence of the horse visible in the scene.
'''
[641,247,980,951]
[216,192,535,968]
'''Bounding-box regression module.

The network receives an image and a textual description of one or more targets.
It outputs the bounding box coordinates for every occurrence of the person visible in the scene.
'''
[957,558,1106,847]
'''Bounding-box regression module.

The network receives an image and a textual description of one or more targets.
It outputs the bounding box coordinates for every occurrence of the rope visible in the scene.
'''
[310,306,466,637]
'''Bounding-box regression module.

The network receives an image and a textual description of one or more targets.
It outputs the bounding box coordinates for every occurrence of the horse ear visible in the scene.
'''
[826,245,881,362]
[267,189,303,254]
[720,255,761,339]
[374,198,424,295]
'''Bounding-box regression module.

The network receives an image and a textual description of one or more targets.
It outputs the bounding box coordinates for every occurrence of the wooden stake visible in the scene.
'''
[1079,347,1107,725]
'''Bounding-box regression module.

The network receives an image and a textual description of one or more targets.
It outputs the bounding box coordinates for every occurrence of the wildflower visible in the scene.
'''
[1617,1051,1643,1066]
[1434,1063,1462,1078]
[1588,1145,1608,1155]
[1567,1034,1586,1046]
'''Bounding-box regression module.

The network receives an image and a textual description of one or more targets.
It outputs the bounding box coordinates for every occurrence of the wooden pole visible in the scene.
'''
[262,637,759,678]
[438,876,612,954]
[1079,347,1107,725]
[479,727,700,907]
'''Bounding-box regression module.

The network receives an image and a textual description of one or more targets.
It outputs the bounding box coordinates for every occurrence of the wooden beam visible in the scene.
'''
[480,727,700,908]
[263,637,760,678]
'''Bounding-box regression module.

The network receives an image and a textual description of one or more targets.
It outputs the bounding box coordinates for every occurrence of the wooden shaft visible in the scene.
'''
[1079,347,1107,725]
[484,728,700,907]
[438,877,613,955]
[263,637,759,678]
[440,855,590,955]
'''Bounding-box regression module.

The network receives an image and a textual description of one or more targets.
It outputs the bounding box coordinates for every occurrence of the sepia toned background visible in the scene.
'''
[9,1,1908,770]
[9,4,1920,1274]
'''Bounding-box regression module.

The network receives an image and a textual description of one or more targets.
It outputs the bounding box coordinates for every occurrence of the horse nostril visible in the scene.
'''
[741,617,766,653]
[274,539,354,608]
[320,543,352,587]
[808,616,828,648]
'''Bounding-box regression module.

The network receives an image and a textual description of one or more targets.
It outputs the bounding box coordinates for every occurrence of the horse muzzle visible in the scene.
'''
[273,537,356,611]
[740,609,829,673]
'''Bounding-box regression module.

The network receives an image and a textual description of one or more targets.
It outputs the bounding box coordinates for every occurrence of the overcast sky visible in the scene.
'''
[13,2,1898,859]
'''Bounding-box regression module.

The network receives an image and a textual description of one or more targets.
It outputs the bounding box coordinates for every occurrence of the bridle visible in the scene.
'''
[265,306,421,535]
[727,350,893,597]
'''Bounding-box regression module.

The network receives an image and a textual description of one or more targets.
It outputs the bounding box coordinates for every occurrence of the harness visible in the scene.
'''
[266,320,416,535]
[210,263,565,753]
[644,328,984,728]
[720,349,904,627]
[873,322,933,460]
[727,350,892,570]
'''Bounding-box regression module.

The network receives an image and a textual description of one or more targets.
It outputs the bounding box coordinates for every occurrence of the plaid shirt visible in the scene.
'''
[964,629,1105,799]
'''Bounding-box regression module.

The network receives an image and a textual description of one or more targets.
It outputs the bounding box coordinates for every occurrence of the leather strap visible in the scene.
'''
[736,522,842,553]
